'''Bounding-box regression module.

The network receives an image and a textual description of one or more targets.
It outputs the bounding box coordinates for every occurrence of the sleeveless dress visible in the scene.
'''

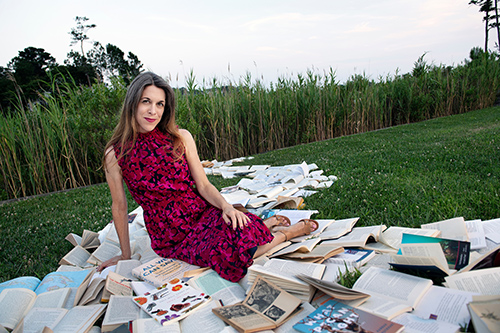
[115,128,273,282]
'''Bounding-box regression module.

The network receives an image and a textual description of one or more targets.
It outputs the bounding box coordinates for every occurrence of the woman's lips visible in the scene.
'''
[145,118,156,123]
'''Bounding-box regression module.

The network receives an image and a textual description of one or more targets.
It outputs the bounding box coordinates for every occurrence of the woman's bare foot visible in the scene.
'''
[263,215,291,231]
[274,219,319,241]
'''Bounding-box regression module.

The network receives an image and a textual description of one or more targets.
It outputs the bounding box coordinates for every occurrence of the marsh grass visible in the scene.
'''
[1,106,499,282]
[1,52,499,200]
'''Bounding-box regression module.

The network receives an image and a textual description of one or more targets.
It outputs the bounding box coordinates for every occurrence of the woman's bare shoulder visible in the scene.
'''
[178,128,192,138]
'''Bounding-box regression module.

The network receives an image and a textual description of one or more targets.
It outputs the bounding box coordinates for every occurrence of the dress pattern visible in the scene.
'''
[115,128,273,282]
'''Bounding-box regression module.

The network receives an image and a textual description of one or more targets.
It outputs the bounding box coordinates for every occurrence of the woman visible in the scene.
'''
[98,72,317,282]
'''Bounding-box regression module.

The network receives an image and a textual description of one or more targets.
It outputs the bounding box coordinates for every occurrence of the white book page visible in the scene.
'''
[421,217,468,241]
[321,225,382,247]
[392,312,460,333]
[88,241,121,264]
[481,218,500,243]
[116,259,142,281]
[356,294,410,319]
[270,238,321,257]
[465,219,487,250]
[274,302,316,333]
[412,286,476,326]
[17,308,67,333]
[0,288,36,330]
[180,301,227,333]
[319,217,359,239]
[399,243,449,271]
[379,227,440,249]
[353,266,432,307]
[188,270,246,306]
[32,288,70,308]
[133,318,181,332]
[444,266,500,295]
[60,246,91,267]
[52,304,106,332]
[102,295,141,326]
[250,259,325,284]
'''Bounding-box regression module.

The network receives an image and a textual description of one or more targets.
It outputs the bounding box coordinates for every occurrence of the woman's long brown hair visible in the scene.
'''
[103,72,183,169]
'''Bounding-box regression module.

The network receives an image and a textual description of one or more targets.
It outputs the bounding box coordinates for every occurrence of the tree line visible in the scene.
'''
[0,16,143,114]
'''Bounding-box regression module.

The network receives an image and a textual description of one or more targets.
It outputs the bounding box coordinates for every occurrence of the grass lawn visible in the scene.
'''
[1,106,499,282]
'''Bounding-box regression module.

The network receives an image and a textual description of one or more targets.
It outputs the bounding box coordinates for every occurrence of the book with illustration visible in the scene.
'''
[133,278,211,326]
[293,299,404,333]
[212,276,302,333]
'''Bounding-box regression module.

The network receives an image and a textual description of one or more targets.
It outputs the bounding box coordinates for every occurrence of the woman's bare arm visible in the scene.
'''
[97,148,132,270]
[179,129,250,230]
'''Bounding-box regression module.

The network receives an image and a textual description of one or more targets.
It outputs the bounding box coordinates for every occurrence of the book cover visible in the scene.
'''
[293,300,404,333]
[133,279,211,326]
[131,257,200,287]
[400,233,470,270]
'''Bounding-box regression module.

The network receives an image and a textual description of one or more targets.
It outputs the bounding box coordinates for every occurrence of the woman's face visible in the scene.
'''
[135,85,166,133]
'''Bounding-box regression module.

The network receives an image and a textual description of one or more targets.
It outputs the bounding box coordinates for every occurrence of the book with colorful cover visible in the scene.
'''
[131,257,200,287]
[400,233,470,270]
[133,278,211,326]
[293,300,404,333]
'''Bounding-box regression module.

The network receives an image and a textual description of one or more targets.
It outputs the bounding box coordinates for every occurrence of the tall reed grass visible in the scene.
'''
[1,50,499,200]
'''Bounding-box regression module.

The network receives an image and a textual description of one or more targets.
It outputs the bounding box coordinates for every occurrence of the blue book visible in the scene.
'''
[293,300,404,333]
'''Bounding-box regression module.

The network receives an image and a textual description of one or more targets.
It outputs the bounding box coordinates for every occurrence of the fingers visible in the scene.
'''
[224,208,250,230]
[97,255,120,272]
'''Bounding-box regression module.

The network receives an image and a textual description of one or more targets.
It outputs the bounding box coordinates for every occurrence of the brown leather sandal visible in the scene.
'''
[275,219,319,241]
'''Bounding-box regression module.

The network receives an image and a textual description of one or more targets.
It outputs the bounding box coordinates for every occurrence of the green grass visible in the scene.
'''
[1,106,499,282]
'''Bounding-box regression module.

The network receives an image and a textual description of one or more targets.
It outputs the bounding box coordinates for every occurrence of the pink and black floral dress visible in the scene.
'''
[115,128,273,282]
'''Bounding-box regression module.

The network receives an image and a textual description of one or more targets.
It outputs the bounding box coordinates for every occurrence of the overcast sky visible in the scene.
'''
[0,0,490,88]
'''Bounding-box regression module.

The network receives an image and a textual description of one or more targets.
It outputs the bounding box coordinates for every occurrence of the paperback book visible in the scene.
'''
[133,278,211,326]
[293,299,404,333]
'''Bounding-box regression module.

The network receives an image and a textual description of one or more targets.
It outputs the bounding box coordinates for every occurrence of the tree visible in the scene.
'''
[69,16,96,56]
[469,0,498,52]
[66,17,143,84]
[0,67,17,114]
[7,46,57,103]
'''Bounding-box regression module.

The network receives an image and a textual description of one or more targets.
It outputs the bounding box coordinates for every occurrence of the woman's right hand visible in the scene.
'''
[97,254,129,272]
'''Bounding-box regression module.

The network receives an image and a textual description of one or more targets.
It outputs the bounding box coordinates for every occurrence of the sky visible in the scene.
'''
[0,0,491,88]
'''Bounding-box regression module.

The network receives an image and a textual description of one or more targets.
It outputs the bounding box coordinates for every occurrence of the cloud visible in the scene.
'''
[242,12,338,32]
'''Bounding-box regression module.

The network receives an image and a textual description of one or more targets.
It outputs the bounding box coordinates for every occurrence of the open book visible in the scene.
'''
[0,288,70,331]
[101,295,148,332]
[278,243,344,264]
[65,229,100,250]
[131,257,201,287]
[132,300,227,333]
[187,269,246,306]
[389,233,471,278]
[351,266,433,320]
[314,217,359,241]
[467,295,500,333]
[247,258,325,302]
[0,268,94,308]
[370,226,441,253]
[13,304,106,333]
[293,300,404,333]
[420,216,469,241]
[59,245,93,267]
[324,248,376,269]
[133,279,211,326]
[321,225,386,248]
[212,276,302,333]
[296,274,370,303]
[444,266,500,295]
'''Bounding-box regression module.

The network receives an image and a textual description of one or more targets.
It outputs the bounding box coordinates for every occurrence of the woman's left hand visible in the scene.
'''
[222,205,250,230]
